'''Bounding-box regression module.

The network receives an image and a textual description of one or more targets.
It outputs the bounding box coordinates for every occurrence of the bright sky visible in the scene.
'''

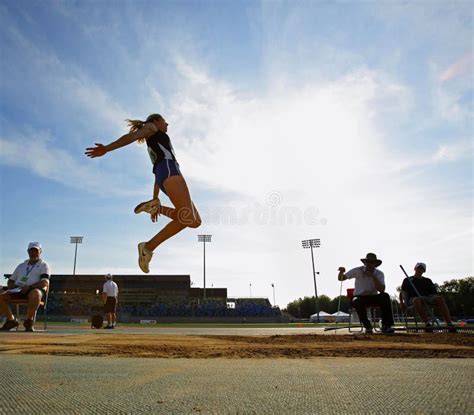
[0,1,472,308]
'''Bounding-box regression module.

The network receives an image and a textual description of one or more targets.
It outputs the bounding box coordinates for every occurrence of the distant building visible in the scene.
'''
[3,274,227,305]
[2,274,282,322]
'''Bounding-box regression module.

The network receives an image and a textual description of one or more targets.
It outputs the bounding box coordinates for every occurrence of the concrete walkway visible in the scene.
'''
[1,356,472,414]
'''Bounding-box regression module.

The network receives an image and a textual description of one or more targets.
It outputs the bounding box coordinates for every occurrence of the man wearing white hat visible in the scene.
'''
[102,274,118,329]
[0,242,50,332]
[400,262,456,332]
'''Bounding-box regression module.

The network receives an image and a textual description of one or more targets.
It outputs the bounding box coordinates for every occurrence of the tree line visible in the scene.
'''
[434,277,473,319]
[284,277,473,319]
[285,295,351,319]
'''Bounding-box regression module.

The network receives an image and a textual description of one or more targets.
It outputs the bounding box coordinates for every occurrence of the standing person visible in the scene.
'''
[0,242,50,332]
[399,263,456,333]
[338,253,394,334]
[85,114,202,273]
[102,274,118,329]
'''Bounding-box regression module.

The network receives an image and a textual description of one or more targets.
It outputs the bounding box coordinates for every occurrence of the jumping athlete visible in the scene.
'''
[85,114,201,273]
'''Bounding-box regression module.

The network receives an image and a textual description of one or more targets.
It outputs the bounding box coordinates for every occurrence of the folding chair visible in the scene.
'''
[401,291,440,332]
[401,291,419,331]
[9,290,49,331]
[399,267,442,332]
[347,288,382,333]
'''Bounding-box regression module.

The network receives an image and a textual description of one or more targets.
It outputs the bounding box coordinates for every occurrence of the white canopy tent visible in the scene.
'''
[331,311,350,322]
[310,311,332,323]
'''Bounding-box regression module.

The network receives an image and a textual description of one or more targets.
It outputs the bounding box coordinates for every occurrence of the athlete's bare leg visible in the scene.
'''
[145,175,201,252]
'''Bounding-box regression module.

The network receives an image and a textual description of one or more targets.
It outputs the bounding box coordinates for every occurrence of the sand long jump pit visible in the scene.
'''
[1,331,473,358]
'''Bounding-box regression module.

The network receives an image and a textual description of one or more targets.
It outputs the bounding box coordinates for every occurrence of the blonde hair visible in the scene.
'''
[126,114,163,144]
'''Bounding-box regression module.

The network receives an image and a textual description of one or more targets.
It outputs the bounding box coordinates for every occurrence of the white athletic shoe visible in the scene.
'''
[138,242,153,273]
[134,198,161,216]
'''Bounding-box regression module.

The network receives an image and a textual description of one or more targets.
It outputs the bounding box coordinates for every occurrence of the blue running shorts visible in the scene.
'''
[153,159,182,195]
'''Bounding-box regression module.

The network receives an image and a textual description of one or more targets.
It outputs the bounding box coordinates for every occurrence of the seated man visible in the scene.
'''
[399,262,456,333]
[338,253,394,334]
[0,242,50,332]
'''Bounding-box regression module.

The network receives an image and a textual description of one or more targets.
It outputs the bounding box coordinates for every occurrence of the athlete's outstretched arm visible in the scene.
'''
[85,123,157,158]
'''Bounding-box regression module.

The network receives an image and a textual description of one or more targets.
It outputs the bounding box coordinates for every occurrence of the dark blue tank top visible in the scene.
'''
[146,131,178,166]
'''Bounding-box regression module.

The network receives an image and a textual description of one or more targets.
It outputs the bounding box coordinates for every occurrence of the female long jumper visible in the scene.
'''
[85,114,202,273]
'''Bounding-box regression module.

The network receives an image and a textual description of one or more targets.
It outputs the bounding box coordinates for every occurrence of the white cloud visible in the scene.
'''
[430,54,473,123]
[0,128,145,197]
[440,52,473,82]
[433,83,473,122]
[0,10,156,197]
[142,59,472,302]
[383,138,473,176]
[432,140,473,162]
[0,13,129,136]
[1,3,471,306]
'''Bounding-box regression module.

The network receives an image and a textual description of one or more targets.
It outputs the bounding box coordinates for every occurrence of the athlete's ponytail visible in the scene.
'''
[126,114,162,144]
[126,119,146,133]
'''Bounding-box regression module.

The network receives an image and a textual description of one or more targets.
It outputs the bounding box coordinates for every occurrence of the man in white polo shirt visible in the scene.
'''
[102,274,118,329]
[0,242,50,332]
[338,253,394,334]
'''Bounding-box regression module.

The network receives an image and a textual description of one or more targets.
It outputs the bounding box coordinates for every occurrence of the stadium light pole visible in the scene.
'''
[302,238,321,323]
[198,234,212,301]
[70,236,83,276]
[249,283,252,298]
[271,283,276,307]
